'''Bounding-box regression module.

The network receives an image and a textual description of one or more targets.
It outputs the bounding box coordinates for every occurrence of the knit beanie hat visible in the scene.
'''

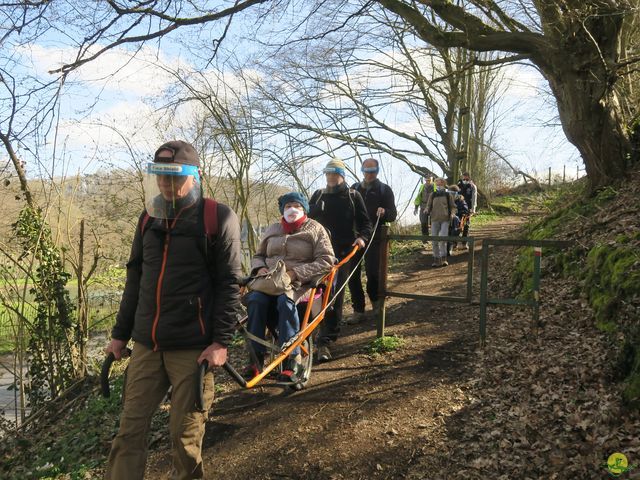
[278,191,309,214]
[323,158,346,178]
[154,140,200,166]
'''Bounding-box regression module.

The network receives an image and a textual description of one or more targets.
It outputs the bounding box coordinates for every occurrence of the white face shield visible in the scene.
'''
[143,162,201,219]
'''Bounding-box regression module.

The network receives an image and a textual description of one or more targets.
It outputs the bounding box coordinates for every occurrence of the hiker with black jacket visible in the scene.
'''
[447,185,470,256]
[347,158,397,324]
[105,141,242,480]
[457,172,478,249]
[308,158,372,362]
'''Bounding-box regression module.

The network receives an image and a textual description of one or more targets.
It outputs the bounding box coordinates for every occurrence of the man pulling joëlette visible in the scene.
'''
[105,140,242,480]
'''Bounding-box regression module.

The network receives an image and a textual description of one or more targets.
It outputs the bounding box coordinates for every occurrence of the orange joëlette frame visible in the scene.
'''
[243,245,360,388]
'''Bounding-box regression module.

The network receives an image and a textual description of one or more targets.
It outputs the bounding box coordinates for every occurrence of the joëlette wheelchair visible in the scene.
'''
[101,246,360,406]
[223,244,360,392]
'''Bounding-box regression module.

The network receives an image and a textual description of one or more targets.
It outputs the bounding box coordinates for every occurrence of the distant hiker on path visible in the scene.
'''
[447,184,469,256]
[309,158,372,362]
[105,140,242,480]
[457,172,478,249]
[414,175,434,242]
[425,177,456,268]
[347,158,397,324]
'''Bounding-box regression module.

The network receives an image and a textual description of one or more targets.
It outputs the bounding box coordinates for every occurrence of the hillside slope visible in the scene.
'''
[1,181,639,479]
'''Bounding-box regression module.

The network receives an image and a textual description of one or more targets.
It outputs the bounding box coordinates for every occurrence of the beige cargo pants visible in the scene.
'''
[105,343,215,480]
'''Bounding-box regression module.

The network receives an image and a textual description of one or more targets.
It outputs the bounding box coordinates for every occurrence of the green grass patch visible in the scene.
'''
[488,194,527,214]
[472,211,500,227]
[366,335,405,355]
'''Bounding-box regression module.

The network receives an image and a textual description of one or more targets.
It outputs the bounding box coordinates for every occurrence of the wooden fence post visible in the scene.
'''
[376,225,390,338]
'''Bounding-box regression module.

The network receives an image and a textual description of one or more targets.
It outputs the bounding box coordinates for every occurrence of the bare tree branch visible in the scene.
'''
[48,0,270,74]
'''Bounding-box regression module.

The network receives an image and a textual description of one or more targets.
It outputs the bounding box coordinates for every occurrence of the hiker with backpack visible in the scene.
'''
[309,158,372,362]
[243,192,336,381]
[414,175,434,242]
[457,172,478,249]
[446,185,470,256]
[105,141,242,480]
[346,158,397,324]
[425,177,456,267]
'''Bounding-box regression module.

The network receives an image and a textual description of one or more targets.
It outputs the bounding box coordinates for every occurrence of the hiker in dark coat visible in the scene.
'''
[457,172,478,249]
[308,157,372,362]
[347,157,397,323]
[105,140,242,480]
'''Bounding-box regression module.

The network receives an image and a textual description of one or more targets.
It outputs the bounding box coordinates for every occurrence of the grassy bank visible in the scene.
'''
[510,180,640,407]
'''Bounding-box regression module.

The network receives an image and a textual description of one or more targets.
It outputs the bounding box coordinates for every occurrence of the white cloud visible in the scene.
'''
[15,42,263,175]
[22,43,192,97]
[500,63,547,100]
[48,97,203,177]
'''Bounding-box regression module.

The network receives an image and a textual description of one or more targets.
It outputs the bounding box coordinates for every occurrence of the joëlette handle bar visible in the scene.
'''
[100,348,245,410]
[337,244,360,269]
[100,348,132,398]
[196,361,246,409]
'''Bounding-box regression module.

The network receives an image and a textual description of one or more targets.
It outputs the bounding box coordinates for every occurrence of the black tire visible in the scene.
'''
[271,335,313,390]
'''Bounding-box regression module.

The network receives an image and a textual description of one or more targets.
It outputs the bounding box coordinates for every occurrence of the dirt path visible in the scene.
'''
[146,216,529,479]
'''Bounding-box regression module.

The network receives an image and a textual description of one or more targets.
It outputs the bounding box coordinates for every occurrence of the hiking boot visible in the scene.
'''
[441,259,449,267]
[242,353,264,379]
[317,344,332,363]
[344,311,367,325]
[431,257,439,267]
[276,356,304,383]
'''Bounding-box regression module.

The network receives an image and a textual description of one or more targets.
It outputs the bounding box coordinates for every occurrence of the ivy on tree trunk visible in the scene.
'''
[14,206,76,407]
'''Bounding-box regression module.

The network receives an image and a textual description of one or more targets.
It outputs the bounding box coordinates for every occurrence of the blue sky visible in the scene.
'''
[6,10,581,222]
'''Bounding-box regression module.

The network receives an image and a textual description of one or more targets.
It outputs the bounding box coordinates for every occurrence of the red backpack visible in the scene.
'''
[139,198,219,246]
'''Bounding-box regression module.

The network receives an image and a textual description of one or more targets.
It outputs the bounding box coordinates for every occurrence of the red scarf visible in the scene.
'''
[281,215,307,234]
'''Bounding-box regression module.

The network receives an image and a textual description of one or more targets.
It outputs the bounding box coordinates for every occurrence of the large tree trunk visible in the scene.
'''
[376,0,637,191]
[544,70,631,191]
[533,1,632,192]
